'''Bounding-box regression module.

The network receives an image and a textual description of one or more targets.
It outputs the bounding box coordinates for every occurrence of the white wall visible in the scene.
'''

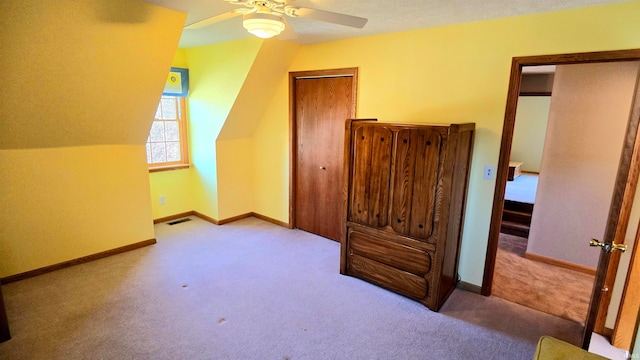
[511,96,552,173]
[527,61,639,268]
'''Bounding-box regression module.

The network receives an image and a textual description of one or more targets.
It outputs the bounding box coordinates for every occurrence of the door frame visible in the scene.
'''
[0,281,10,342]
[480,49,640,349]
[612,218,640,348]
[288,68,359,230]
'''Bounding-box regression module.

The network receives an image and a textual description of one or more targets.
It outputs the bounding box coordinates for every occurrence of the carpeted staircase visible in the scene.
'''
[501,200,534,238]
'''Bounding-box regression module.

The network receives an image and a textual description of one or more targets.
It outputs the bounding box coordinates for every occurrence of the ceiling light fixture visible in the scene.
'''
[242,12,285,39]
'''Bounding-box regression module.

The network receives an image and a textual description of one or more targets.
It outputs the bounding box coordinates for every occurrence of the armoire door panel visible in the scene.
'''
[349,125,392,227]
[391,129,441,238]
[390,129,415,235]
[408,130,442,239]
[349,125,373,225]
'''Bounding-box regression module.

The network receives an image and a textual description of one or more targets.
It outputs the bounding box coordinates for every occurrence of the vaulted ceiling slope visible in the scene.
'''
[0,0,186,149]
[218,39,300,140]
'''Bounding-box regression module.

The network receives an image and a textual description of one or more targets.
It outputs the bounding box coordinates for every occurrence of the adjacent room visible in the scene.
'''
[493,62,640,338]
[2,0,640,359]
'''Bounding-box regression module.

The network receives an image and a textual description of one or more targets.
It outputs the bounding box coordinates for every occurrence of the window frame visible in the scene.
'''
[147,96,190,172]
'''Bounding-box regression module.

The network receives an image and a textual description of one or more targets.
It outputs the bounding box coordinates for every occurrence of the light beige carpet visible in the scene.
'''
[493,233,595,325]
[0,217,583,359]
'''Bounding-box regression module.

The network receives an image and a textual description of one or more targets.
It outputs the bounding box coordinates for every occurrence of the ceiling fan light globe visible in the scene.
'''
[243,12,285,39]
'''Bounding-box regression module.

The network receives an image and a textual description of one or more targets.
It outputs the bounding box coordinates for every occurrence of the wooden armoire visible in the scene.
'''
[340,119,475,311]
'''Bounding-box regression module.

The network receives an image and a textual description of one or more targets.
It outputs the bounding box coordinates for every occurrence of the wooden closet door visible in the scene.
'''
[391,128,442,239]
[349,125,393,227]
[295,76,354,241]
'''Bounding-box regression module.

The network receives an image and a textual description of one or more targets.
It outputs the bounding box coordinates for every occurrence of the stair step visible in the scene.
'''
[504,200,534,214]
[501,220,530,238]
[502,209,532,225]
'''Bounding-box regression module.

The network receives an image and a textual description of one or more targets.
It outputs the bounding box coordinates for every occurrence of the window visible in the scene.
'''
[146,96,189,171]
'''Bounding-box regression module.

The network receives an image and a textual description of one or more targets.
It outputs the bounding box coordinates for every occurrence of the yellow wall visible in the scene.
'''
[149,168,195,219]
[1,0,184,149]
[149,39,300,221]
[172,48,189,68]
[148,49,196,219]
[253,75,291,221]
[0,146,154,276]
[253,1,640,285]
[217,139,255,219]
[0,0,185,277]
[184,39,262,220]
[216,40,300,219]
[218,40,301,140]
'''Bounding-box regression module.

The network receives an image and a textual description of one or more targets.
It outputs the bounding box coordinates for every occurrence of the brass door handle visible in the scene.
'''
[589,239,627,253]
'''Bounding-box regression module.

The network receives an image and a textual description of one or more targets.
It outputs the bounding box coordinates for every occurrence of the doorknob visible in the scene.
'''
[319,166,326,170]
[589,238,627,254]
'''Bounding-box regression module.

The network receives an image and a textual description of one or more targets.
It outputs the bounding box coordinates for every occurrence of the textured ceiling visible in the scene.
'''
[142,0,628,48]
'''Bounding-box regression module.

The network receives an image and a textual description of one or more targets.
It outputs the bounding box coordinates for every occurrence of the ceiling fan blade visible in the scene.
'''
[184,10,243,30]
[294,7,368,29]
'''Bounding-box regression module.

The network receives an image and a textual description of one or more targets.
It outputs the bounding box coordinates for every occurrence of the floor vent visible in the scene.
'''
[167,218,192,226]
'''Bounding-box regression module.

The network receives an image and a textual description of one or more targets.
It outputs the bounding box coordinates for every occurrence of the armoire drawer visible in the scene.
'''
[347,230,432,276]
[347,254,429,299]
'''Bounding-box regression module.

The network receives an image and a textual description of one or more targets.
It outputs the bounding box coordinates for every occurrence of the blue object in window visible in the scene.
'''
[163,67,189,97]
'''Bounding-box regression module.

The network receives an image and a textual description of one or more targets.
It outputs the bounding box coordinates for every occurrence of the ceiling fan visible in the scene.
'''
[184,0,368,39]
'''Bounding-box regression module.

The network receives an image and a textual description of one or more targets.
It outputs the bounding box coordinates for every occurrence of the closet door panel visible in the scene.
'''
[349,125,392,227]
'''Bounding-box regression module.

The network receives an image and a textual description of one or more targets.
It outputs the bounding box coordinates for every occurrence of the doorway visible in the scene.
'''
[289,68,358,241]
[482,49,640,349]
[494,62,640,330]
